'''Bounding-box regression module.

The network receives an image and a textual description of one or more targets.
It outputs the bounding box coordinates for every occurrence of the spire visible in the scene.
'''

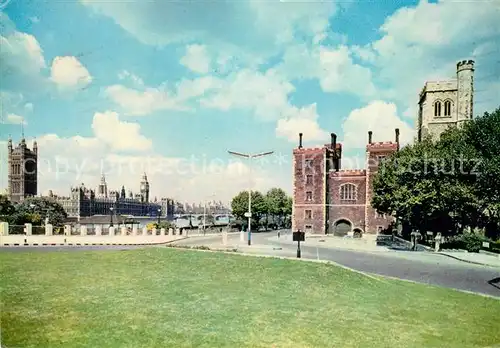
[100,173,106,184]
[142,172,148,182]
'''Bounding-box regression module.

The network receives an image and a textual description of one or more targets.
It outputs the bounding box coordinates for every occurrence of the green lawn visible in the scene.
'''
[1,248,499,348]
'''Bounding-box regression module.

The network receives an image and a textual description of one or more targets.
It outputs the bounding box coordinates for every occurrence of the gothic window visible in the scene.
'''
[434,101,442,117]
[305,159,313,169]
[305,210,312,219]
[306,191,313,201]
[306,175,313,185]
[444,100,452,116]
[340,183,357,202]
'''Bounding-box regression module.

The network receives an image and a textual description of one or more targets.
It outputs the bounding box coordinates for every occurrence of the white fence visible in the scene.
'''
[0,222,185,246]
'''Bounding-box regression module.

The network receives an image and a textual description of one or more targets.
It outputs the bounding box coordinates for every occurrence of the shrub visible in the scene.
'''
[460,231,483,253]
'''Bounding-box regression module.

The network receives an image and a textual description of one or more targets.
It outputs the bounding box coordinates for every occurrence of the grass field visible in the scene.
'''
[1,248,499,348]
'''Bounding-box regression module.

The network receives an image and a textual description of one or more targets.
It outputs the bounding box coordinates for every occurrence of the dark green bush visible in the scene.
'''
[460,232,483,253]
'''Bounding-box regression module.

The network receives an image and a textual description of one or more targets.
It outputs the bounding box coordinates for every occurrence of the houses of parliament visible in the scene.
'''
[6,136,171,218]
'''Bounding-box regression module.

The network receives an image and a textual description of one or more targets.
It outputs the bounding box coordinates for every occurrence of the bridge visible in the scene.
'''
[173,214,233,228]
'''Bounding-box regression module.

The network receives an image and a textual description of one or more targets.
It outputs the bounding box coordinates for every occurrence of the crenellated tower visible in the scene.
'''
[456,59,474,126]
[365,129,399,233]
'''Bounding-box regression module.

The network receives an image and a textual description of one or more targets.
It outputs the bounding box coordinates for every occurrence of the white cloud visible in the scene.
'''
[24,103,34,113]
[104,85,186,116]
[105,75,226,116]
[80,0,338,57]
[277,44,376,99]
[5,113,27,125]
[180,44,211,74]
[0,14,47,93]
[91,111,153,152]
[341,100,414,150]
[350,45,376,64]
[275,104,328,143]
[118,70,144,87]
[50,56,92,89]
[200,68,295,121]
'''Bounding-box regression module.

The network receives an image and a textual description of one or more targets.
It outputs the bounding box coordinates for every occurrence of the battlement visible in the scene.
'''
[293,147,326,155]
[331,169,366,177]
[422,80,458,93]
[457,59,474,72]
[366,141,398,151]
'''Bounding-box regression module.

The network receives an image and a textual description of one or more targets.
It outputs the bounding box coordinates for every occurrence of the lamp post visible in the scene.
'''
[157,208,161,226]
[228,150,274,246]
[109,207,114,227]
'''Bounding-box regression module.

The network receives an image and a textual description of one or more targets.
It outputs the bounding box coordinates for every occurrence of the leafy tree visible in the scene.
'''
[265,188,288,228]
[0,194,15,217]
[13,197,67,226]
[372,106,500,240]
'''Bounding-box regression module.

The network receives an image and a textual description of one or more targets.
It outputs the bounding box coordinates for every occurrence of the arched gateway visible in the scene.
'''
[333,219,352,236]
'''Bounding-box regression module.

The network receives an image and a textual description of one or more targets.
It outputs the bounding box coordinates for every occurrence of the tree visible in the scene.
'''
[372,106,500,240]
[231,190,269,229]
[265,188,288,228]
[12,197,67,226]
[0,195,15,219]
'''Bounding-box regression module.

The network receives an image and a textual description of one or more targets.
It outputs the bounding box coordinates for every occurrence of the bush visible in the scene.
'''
[460,231,483,253]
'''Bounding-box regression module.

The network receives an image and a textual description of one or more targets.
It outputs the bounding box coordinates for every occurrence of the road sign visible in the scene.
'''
[244,212,252,218]
[293,231,305,242]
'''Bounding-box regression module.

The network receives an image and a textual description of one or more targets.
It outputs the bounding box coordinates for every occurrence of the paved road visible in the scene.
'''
[175,231,500,298]
[2,232,499,297]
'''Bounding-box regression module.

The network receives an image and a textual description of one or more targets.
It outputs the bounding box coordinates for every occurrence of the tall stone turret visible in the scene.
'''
[456,59,474,126]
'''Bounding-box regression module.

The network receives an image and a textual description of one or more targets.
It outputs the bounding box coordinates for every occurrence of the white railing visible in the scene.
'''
[0,222,185,246]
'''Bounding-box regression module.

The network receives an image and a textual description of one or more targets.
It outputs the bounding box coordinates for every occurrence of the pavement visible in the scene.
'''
[438,251,500,268]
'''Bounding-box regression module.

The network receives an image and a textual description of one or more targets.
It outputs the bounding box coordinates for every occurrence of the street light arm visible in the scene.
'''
[228,151,250,158]
[251,151,274,158]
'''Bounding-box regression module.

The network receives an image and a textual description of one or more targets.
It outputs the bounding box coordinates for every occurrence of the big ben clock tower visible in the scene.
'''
[140,173,150,203]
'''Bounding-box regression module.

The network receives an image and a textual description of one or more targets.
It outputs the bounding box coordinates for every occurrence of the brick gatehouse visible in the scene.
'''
[292,129,400,235]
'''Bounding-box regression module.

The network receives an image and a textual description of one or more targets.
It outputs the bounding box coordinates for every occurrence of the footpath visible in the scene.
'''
[437,251,500,268]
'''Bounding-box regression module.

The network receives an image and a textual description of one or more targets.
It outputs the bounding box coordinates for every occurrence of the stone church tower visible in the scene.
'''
[7,137,38,203]
[140,173,149,203]
[417,60,475,142]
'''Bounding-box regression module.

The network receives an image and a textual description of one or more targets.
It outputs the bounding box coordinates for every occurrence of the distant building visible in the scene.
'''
[292,130,399,235]
[48,173,163,218]
[7,137,37,203]
[417,60,475,142]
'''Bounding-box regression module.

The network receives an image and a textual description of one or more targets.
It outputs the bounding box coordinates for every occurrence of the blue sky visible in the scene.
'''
[1,0,499,203]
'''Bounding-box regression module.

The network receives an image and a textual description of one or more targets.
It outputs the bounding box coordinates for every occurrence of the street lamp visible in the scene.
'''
[157,208,161,225]
[109,207,114,227]
[228,150,274,246]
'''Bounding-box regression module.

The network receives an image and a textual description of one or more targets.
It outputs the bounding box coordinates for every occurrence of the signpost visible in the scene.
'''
[293,230,305,258]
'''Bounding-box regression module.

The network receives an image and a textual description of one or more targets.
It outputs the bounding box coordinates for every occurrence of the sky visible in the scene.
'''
[0,0,499,205]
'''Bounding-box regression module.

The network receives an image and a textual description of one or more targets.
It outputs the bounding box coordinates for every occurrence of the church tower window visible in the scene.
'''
[434,101,442,117]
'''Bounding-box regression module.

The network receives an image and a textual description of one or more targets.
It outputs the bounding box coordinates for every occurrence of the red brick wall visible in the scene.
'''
[365,143,398,233]
[293,148,326,233]
[329,172,367,205]
[326,171,367,234]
